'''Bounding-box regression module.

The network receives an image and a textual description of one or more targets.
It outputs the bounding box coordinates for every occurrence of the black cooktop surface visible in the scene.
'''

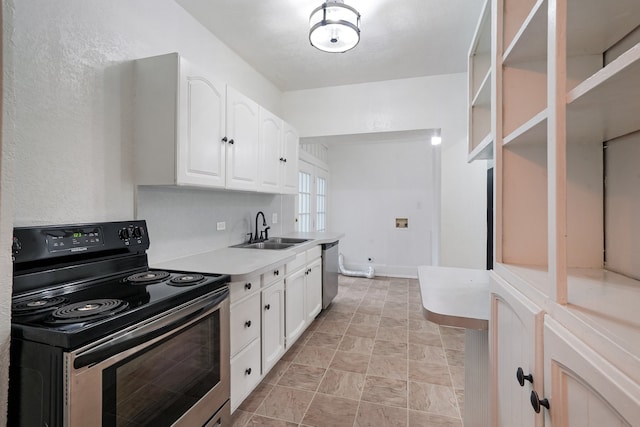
[11,269,229,349]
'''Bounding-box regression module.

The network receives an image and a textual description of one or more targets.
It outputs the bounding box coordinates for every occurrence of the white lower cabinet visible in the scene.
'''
[491,272,640,427]
[285,266,307,346]
[543,317,640,427]
[261,279,285,374]
[305,258,322,323]
[230,339,261,411]
[490,272,544,427]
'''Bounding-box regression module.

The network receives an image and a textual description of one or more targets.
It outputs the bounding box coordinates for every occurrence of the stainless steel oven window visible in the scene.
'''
[101,309,220,426]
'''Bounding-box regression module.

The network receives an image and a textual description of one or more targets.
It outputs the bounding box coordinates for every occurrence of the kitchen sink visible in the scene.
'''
[231,237,310,250]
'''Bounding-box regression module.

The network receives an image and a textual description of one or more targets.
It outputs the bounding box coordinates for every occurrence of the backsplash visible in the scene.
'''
[136,186,296,264]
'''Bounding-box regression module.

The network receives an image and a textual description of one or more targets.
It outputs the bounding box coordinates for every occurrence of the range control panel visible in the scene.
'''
[12,220,150,264]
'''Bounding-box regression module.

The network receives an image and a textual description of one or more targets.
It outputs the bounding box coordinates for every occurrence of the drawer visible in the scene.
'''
[230,339,261,412]
[306,245,321,261]
[285,252,306,276]
[262,265,284,287]
[230,292,261,356]
[229,275,260,304]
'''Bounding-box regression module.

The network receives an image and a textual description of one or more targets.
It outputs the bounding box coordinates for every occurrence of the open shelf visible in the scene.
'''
[494,263,549,304]
[503,0,547,64]
[468,134,493,162]
[469,0,492,96]
[567,0,640,57]
[567,43,640,144]
[503,109,546,146]
[472,70,491,107]
[560,267,640,384]
[502,59,547,137]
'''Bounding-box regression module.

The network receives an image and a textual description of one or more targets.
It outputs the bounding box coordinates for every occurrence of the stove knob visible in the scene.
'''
[132,227,143,238]
[12,237,22,253]
[119,228,130,240]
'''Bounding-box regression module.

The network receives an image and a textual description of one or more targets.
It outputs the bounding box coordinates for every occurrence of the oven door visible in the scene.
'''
[65,288,229,427]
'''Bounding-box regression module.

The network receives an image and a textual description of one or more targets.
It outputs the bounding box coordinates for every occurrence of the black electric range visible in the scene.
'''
[10,220,230,350]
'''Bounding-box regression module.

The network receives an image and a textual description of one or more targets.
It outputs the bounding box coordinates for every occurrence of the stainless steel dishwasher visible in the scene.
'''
[321,241,339,309]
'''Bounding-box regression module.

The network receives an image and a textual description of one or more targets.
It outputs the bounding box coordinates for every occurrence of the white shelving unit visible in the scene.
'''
[490,0,640,423]
[467,0,493,162]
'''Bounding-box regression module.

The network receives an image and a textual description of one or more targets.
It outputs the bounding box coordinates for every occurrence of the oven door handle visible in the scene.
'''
[73,288,229,369]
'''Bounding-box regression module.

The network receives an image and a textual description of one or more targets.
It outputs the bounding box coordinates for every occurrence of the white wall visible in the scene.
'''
[329,138,437,277]
[1,0,286,420]
[283,74,487,270]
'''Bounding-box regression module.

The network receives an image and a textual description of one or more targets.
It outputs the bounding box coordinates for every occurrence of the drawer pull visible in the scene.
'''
[245,368,252,375]
[530,390,549,413]
[265,304,271,310]
[516,367,533,386]
[245,282,252,290]
[245,320,252,328]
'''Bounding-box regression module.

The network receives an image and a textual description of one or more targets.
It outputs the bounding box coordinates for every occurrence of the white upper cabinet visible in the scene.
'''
[134,52,298,195]
[258,107,283,193]
[258,108,300,194]
[134,53,226,188]
[226,86,260,191]
[281,122,300,195]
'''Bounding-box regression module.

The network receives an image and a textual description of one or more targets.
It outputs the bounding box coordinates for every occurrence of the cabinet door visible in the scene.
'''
[258,107,282,193]
[262,279,285,374]
[281,122,300,195]
[177,58,226,187]
[490,273,545,427]
[543,317,640,427]
[285,268,307,346]
[226,86,259,191]
[230,292,261,357]
[305,258,322,322]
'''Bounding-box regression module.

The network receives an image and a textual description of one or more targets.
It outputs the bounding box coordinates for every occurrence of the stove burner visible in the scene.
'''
[13,297,67,315]
[127,271,170,284]
[49,299,129,323]
[169,274,205,286]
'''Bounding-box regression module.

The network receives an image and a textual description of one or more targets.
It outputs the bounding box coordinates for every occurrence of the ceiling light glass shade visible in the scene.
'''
[309,1,361,53]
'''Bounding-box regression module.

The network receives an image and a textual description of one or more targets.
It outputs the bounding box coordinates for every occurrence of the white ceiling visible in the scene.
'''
[175,0,485,91]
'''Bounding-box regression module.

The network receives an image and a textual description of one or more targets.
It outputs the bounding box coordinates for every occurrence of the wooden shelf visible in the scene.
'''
[472,70,491,107]
[494,263,549,305]
[503,0,547,64]
[468,134,493,162]
[469,0,492,96]
[567,43,640,144]
[567,0,640,56]
[558,268,640,384]
[503,109,547,146]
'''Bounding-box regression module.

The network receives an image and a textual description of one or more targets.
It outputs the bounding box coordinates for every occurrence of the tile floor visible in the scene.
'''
[231,275,466,427]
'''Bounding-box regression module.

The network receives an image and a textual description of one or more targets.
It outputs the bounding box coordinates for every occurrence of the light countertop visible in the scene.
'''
[153,232,344,282]
[418,266,490,330]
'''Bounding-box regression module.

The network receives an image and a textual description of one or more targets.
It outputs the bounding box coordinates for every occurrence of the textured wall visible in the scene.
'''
[1,0,284,421]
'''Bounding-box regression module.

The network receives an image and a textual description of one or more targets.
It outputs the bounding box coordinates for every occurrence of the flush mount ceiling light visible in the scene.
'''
[309,0,361,53]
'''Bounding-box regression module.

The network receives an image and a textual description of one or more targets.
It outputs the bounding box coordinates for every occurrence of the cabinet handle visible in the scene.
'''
[245,282,252,290]
[265,304,271,310]
[530,390,550,413]
[245,368,252,375]
[228,139,235,144]
[221,137,227,142]
[516,367,533,387]
[245,320,252,328]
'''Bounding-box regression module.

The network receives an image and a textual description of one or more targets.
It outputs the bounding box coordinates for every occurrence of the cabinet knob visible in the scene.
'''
[245,320,252,328]
[274,270,279,276]
[279,157,285,162]
[530,390,550,413]
[245,282,252,290]
[245,368,252,375]
[265,304,271,310]
[517,367,533,386]
[283,158,287,163]
[221,136,227,142]
[228,139,235,144]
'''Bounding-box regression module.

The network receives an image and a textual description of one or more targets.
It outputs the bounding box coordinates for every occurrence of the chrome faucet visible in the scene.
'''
[254,211,270,242]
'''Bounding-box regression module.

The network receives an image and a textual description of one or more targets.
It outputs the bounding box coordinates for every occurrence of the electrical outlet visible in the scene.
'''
[216,221,226,231]
[272,213,278,224]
